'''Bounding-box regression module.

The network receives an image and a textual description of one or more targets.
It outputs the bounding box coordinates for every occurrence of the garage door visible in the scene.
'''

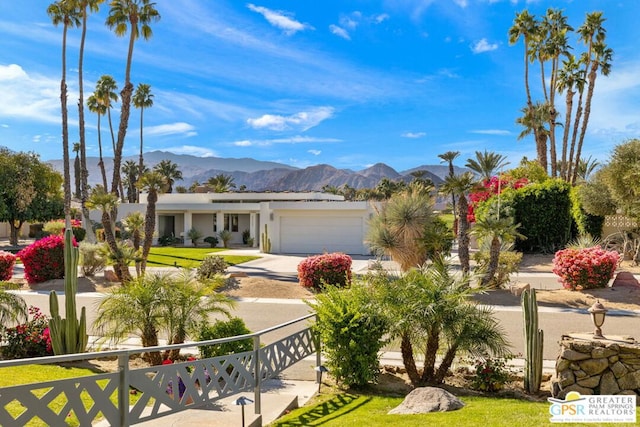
[280,216,364,254]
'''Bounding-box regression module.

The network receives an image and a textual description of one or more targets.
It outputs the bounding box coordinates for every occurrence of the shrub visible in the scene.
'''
[203,236,218,248]
[158,235,180,246]
[242,229,251,244]
[187,227,203,247]
[42,221,65,236]
[473,250,523,289]
[17,234,76,284]
[79,242,106,276]
[552,246,619,290]
[307,283,388,388]
[218,230,232,248]
[198,317,253,359]
[197,255,228,281]
[297,253,352,290]
[470,356,513,392]
[0,250,16,281]
[72,226,86,242]
[2,306,53,359]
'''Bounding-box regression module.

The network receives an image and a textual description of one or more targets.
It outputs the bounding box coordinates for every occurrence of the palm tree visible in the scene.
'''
[132,83,153,201]
[162,269,234,360]
[465,150,508,181]
[48,0,81,227]
[106,0,160,198]
[72,142,81,199]
[122,211,144,277]
[86,93,109,189]
[138,171,166,274]
[86,187,132,282]
[94,273,165,365]
[366,186,435,271]
[0,290,27,327]
[438,150,460,230]
[516,102,553,172]
[153,159,182,193]
[470,210,524,288]
[440,172,477,273]
[374,261,509,386]
[206,173,236,193]
[556,55,585,180]
[509,11,538,123]
[122,160,141,203]
[94,75,119,156]
[572,13,612,185]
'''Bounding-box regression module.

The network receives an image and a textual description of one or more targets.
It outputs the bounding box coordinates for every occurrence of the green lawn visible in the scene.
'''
[271,392,555,427]
[0,364,142,426]
[146,247,259,268]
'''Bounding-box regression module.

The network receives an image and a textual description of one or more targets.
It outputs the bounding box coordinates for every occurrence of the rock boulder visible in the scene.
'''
[388,387,464,415]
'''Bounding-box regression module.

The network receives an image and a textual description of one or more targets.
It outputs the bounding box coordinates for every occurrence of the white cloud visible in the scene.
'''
[145,122,197,137]
[247,4,311,35]
[454,0,469,7]
[471,38,499,54]
[308,149,322,155]
[375,14,390,24]
[402,131,426,138]
[233,136,340,147]
[0,64,62,124]
[329,24,351,40]
[470,129,512,136]
[247,107,335,131]
[164,145,217,157]
[234,140,253,147]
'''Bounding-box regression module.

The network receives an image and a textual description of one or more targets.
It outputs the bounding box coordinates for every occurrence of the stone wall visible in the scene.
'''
[552,335,640,400]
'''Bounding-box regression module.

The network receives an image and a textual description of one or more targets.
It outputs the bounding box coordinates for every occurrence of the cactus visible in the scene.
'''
[522,288,543,393]
[49,228,88,355]
[261,224,272,253]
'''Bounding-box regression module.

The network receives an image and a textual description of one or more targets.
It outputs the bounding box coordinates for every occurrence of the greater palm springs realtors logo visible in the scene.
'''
[548,391,636,423]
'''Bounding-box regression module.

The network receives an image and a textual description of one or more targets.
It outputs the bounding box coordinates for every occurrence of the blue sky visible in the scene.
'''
[1,0,639,172]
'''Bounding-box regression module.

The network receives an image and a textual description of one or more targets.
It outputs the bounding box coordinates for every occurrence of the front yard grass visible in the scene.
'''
[0,364,142,426]
[146,247,259,268]
[271,391,550,427]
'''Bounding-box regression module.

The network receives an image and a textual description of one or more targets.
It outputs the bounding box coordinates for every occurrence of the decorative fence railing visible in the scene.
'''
[0,313,318,426]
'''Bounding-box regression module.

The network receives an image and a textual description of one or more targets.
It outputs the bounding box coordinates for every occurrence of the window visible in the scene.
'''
[213,215,217,232]
[224,214,239,232]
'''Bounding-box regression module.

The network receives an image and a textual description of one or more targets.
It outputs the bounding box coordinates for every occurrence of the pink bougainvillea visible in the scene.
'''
[552,246,620,290]
[17,234,77,284]
[0,250,16,281]
[297,252,352,290]
[467,175,528,222]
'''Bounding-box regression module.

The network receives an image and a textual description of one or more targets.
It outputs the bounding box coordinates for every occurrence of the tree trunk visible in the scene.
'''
[457,197,470,274]
[9,221,23,247]
[101,211,131,282]
[420,328,440,385]
[97,113,108,189]
[434,344,459,384]
[400,333,421,386]
[140,189,157,274]
[482,236,502,288]
[572,66,599,185]
[560,89,574,180]
[142,326,162,365]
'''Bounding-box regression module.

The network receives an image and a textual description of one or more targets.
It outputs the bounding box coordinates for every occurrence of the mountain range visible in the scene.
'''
[48,151,466,192]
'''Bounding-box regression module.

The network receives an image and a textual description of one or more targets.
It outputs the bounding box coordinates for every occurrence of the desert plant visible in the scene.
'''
[218,229,232,248]
[473,249,523,289]
[522,289,543,394]
[261,224,271,253]
[187,227,203,247]
[0,289,27,327]
[43,220,65,236]
[158,235,179,246]
[470,355,514,392]
[203,236,218,248]
[0,250,16,281]
[242,229,251,245]
[552,246,619,290]
[48,228,88,355]
[198,317,252,359]
[307,281,388,388]
[79,242,106,276]
[17,234,74,284]
[297,253,352,290]
[196,255,228,281]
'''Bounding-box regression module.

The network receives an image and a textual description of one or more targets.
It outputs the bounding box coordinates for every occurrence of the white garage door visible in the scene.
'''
[280,216,364,254]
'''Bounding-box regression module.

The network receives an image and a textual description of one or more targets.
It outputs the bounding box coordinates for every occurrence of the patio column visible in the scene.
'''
[249,213,257,247]
[183,211,192,242]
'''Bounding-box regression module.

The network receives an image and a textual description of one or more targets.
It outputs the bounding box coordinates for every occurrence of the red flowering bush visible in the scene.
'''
[468,175,528,222]
[297,253,352,290]
[17,234,77,284]
[552,246,620,290]
[0,250,16,280]
[2,306,53,359]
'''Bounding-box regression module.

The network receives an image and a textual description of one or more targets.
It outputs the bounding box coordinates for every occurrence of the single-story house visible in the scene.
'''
[91,192,374,255]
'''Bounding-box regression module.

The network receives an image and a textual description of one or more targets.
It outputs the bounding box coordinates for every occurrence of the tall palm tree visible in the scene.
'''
[86,187,132,282]
[86,93,109,189]
[509,11,538,124]
[122,159,141,203]
[556,55,585,180]
[366,186,435,271]
[206,173,236,193]
[438,151,460,228]
[94,75,119,156]
[132,83,153,201]
[572,14,612,185]
[138,171,166,274]
[153,159,182,193]
[106,0,160,198]
[47,0,81,227]
[465,150,508,181]
[72,142,81,199]
[122,211,144,277]
[440,172,477,273]
[516,102,552,172]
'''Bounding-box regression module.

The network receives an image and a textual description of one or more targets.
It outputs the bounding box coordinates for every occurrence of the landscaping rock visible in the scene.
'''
[103,269,118,282]
[612,271,639,288]
[510,282,530,297]
[388,387,464,414]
